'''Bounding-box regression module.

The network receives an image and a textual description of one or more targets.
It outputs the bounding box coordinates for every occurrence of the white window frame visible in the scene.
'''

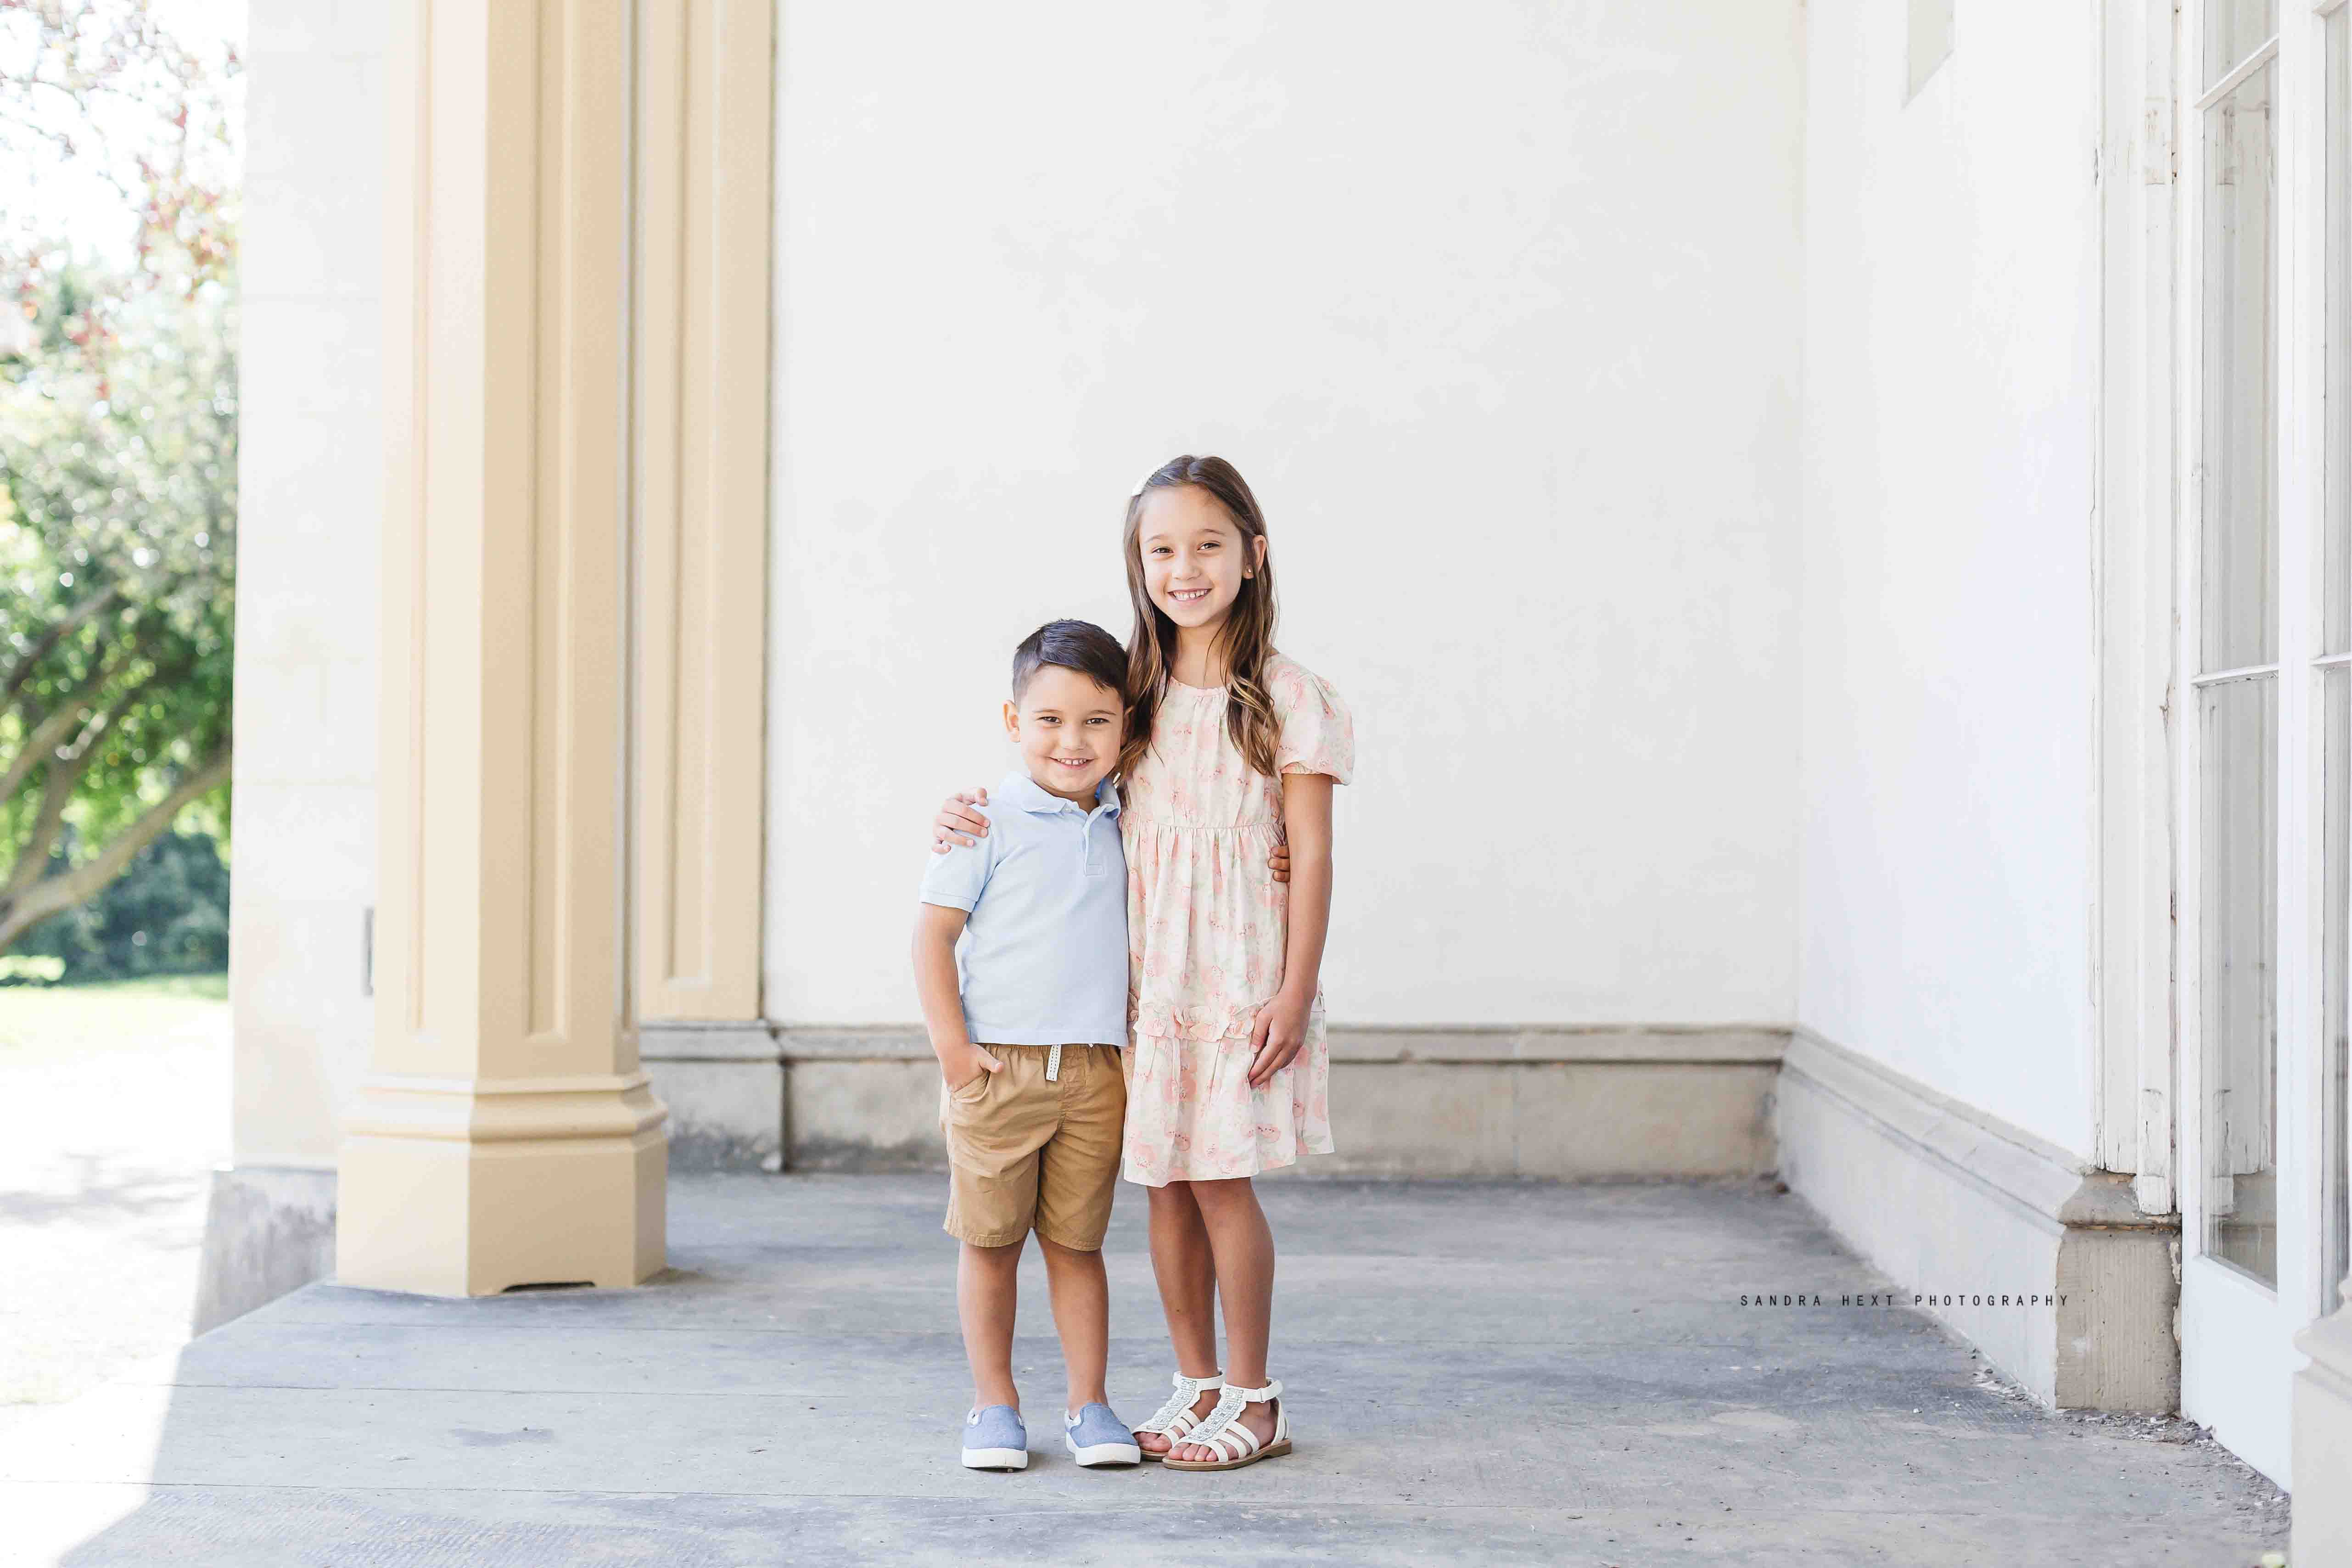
[2166,0,2346,1489]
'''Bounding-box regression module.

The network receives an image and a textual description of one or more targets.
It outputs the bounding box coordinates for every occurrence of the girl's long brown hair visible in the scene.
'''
[1118,454,1281,782]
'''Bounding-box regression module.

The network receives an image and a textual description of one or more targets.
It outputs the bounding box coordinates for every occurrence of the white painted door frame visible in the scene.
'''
[2171,0,2348,1490]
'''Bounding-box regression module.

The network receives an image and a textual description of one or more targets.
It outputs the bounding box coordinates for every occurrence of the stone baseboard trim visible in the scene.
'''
[1778,1028,2179,1412]
[632,1022,779,1062]
[640,1021,1789,1179]
[747,1023,1792,1064]
[194,1165,338,1336]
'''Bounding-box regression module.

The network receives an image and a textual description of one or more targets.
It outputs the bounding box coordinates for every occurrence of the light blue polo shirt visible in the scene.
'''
[917,769,1129,1047]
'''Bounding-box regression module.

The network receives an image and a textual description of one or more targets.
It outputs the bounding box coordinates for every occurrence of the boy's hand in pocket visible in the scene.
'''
[941,1041,1005,1095]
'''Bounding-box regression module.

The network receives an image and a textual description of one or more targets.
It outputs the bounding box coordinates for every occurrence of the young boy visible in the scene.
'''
[912,618,1142,1472]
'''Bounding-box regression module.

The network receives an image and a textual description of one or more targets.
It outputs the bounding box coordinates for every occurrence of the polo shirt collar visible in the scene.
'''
[998,769,1120,818]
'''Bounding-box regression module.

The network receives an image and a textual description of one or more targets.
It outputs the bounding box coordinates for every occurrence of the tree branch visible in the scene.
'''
[0,744,231,956]
[0,586,121,718]
[0,699,96,813]
[0,638,155,835]
[4,748,90,900]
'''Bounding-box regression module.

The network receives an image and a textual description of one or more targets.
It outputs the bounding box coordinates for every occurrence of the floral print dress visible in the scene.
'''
[1120,651,1354,1186]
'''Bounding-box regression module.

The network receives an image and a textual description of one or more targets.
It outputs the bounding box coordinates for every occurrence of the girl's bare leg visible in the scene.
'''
[1170,1176,1280,1460]
[1138,1179,1221,1452]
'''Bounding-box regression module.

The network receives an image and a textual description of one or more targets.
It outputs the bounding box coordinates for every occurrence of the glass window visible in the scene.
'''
[2203,62,2279,675]
[2323,2,2352,1309]
[1908,0,1955,99]
[2207,0,2278,90]
[2205,678,2280,1281]
[2325,667,2348,1302]
[2200,53,2279,1285]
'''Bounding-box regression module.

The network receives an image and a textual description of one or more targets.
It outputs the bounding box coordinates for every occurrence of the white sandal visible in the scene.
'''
[1161,1377,1290,1471]
[1133,1370,1222,1461]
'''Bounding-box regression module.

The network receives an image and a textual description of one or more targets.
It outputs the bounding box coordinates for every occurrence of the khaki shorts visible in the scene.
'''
[941,1043,1125,1250]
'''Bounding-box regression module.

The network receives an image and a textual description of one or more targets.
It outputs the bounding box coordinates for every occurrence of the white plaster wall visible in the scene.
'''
[1796,0,2099,1156]
[226,0,384,1166]
[767,1,1805,1027]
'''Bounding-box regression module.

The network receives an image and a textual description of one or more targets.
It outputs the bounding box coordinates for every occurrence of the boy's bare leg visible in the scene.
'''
[1171,1176,1280,1460]
[1037,1237,1112,1412]
[1138,1180,1221,1453]
[958,1238,1024,1410]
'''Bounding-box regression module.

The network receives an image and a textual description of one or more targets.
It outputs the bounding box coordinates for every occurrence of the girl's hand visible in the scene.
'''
[1267,841,1290,884]
[940,1041,1005,1094]
[931,788,991,851]
[1246,989,1313,1089]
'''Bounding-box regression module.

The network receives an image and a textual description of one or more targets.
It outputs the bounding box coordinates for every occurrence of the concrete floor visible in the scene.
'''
[1,1174,2292,1567]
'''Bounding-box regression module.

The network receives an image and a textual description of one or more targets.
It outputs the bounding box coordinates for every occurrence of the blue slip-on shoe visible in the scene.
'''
[961,1405,1029,1470]
[1064,1401,1142,1467]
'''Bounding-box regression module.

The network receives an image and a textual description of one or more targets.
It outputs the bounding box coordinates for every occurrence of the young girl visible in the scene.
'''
[934,454,1352,1472]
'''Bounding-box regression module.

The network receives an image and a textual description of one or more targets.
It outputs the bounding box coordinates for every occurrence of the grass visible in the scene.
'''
[0,970,230,1056]
[1,972,229,1001]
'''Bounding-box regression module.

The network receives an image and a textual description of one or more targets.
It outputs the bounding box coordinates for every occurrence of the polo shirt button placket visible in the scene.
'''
[1054,804,1085,1083]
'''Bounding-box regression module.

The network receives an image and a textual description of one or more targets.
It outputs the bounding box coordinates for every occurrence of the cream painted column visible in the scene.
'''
[633,0,773,1025]
[336,0,666,1296]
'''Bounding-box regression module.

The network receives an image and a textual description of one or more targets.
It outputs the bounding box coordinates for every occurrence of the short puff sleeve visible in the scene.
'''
[1269,655,1353,784]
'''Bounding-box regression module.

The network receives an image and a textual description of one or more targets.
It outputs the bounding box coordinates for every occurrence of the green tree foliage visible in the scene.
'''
[0,1,238,957]
[10,826,228,978]
[0,263,234,954]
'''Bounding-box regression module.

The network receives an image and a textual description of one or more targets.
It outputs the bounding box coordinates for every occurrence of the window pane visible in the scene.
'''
[2327,665,2350,1305]
[2327,5,2352,1311]
[1907,0,1954,98]
[2330,6,2352,656]
[2204,675,2279,1284]
[2206,0,2276,91]
[2202,61,2278,674]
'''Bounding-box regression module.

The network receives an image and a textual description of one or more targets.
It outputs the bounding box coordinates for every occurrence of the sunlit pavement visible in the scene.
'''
[0,984,229,1440]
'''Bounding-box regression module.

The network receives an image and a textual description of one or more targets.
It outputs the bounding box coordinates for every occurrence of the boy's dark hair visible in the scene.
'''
[1012,619,1128,702]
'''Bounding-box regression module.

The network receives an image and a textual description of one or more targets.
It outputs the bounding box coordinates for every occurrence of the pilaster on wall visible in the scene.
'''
[631,0,774,1027]
[2092,0,2178,1214]
[338,0,664,1298]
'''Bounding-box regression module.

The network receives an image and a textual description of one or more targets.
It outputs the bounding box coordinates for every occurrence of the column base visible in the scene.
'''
[335,1073,668,1296]
[2293,1307,2352,1561]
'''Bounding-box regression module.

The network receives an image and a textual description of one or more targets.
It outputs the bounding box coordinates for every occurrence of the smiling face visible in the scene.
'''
[1002,664,1124,805]
[1135,484,1267,638]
